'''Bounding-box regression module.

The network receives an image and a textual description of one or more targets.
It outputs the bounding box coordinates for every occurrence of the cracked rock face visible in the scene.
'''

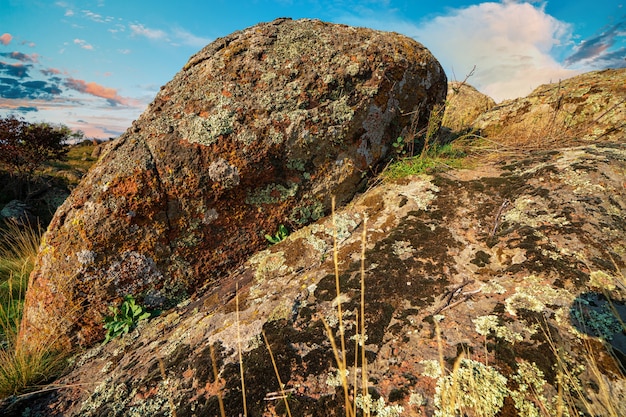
[19,18,446,349]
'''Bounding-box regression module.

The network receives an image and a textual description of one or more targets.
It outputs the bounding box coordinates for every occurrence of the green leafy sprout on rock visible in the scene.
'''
[103,295,152,344]
[265,224,290,244]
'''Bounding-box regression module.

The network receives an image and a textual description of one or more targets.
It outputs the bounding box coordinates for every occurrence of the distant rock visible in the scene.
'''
[19,18,447,349]
[0,200,35,226]
[474,68,626,145]
[8,143,625,417]
[441,81,495,136]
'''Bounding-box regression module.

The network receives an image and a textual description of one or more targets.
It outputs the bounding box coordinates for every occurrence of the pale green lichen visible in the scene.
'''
[286,158,307,172]
[473,315,523,344]
[290,200,325,225]
[481,280,507,294]
[434,359,508,417]
[400,177,440,211]
[503,197,569,228]
[245,182,299,205]
[504,275,575,316]
[588,270,617,291]
[392,240,415,260]
[355,394,404,417]
[304,231,329,254]
[325,368,349,387]
[510,360,550,417]
[571,296,623,340]
[408,392,426,407]
[249,250,290,281]
[505,293,545,316]
[420,359,443,378]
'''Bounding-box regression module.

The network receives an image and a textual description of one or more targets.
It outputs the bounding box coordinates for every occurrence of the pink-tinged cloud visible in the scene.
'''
[41,67,62,76]
[64,78,128,106]
[0,33,12,45]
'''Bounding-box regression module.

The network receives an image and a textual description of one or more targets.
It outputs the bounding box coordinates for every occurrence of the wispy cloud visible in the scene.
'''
[64,77,129,106]
[0,33,12,46]
[74,38,94,50]
[565,19,626,69]
[82,9,113,23]
[172,28,212,48]
[130,23,168,41]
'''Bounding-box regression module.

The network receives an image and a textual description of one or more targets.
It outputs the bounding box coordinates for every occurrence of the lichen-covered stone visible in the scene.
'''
[441,81,496,136]
[19,18,447,349]
[8,143,625,417]
[473,68,626,144]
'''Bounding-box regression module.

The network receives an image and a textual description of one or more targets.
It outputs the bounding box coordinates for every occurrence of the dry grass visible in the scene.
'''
[0,220,69,398]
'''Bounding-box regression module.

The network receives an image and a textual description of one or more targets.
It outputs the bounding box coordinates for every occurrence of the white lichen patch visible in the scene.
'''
[77,249,96,265]
[400,176,440,211]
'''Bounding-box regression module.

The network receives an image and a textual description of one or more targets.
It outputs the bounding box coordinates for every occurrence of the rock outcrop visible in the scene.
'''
[19,18,447,349]
[474,68,626,145]
[442,81,495,135]
[6,143,625,417]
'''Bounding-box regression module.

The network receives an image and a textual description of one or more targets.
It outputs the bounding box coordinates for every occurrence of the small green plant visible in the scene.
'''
[392,136,407,157]
[265,224,289,244]
[103,295,151,344]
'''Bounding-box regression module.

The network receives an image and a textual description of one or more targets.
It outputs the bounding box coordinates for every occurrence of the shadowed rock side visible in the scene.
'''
[8,143,625,417]
[19,18,447,349]
[474,68,626,144]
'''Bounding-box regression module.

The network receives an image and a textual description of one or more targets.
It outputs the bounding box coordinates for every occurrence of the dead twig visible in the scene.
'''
[490,199,510,238]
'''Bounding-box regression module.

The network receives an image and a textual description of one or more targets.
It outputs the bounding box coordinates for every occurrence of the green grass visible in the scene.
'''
[42,141,98,184]
[383,142,468,180]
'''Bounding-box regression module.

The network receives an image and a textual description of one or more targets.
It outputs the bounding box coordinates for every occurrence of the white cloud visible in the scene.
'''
[340,1,581,102]
[130,23,168,41]
[74,38,94,50]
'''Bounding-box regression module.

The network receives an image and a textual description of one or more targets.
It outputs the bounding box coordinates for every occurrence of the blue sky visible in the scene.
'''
[1,0,624,139]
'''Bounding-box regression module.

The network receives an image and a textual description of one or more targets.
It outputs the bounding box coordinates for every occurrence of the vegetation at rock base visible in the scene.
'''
[0,220,67,398]
[0,135,99,398]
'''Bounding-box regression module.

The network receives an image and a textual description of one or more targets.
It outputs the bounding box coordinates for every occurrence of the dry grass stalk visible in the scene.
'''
[209,344,226,417]
[262,330,293,417]
[235,282,248,417]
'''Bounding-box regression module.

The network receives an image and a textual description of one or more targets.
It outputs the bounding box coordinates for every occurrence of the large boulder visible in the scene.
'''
[7,142,625,417]
[19,18,447,349]
[473,68,626,146]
